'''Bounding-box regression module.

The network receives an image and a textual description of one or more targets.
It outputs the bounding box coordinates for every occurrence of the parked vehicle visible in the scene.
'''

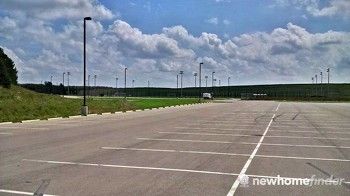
[202,93,212,99]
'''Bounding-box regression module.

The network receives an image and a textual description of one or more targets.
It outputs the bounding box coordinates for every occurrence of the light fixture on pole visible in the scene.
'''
[82,16,92,116]
[193,73,197,87]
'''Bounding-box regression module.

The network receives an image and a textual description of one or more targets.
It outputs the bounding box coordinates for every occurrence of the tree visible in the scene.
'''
[0,47,18,88]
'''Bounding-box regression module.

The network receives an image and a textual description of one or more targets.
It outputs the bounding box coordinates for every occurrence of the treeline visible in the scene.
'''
[0,47,18,88]
[20,83,350,101]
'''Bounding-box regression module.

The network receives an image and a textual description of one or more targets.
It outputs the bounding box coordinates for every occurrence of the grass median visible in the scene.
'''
[0,86,200,122]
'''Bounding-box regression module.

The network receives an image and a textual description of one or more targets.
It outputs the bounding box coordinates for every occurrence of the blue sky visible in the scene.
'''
[0,0,349,87]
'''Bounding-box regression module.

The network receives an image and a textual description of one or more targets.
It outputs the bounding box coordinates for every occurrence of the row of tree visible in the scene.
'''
[0,47,18,88]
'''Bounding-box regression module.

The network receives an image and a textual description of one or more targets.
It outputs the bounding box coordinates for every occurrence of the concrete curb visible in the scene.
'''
[47,117,63,121]
[0,122,13,125]
[22,119,41,123]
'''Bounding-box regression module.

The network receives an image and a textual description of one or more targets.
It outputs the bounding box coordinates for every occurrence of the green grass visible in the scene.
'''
[0,86,200,122]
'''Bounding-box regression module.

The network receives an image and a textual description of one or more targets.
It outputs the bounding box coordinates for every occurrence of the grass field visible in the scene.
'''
[0,86,200,122]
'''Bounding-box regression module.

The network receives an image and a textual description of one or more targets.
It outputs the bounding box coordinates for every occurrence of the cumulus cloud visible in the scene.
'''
[0,1,349,86]
[0,0,115,20]
[273,0,350,18]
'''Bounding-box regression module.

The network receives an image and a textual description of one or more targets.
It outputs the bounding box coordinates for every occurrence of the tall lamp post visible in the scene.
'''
[205,76,208,87]
[88,74,90,97]
[212,71,215,95]
[67,72,70,95]
[116,76,118,96]
[176,74,179,98]
[62,72,65,86]
[227,76,231,97]
[193,73,197,87]
[179,71,184,97]
[124,68,127,99]
[82,16,91,116]
[199,63,203,100]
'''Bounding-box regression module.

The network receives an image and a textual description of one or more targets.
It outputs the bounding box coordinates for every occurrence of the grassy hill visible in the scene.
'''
[0,86,199,122]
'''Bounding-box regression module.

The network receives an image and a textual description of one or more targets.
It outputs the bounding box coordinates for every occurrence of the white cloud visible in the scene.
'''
[0,0,115,20]
[0,1,349,86]
[273,0,350,18]
[223,19,231,25]
[206,17,219,25]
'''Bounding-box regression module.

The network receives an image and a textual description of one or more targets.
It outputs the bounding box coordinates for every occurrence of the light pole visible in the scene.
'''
[315,74,317,84]
[219,79,221,86]
[176,74,179,98]
[132,79,135,88]
[124,67,127,99]
[205,76,208,87]
[327,68,330,97]
[116,76,118,96]
[327,68,330,84]
[320,72,323,84]
[193,73,197,87]
[199,62,203,100]
[67,72,70,95]
[50,75,53,84]
[82,16,91,116]
[179,71,184,97]
[312,77,314,84]
[88,74,90,96]
[62,72,65,86]
[212,71,215,95]
[227,76,231,97]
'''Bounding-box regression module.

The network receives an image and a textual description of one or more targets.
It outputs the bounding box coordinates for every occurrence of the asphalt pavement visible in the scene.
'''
[0,101,349,196]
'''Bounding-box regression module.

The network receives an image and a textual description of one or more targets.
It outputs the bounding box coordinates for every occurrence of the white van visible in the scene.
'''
[202,93,212,99]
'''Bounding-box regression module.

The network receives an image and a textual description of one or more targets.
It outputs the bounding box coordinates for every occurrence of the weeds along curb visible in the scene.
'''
[0,101,208,124]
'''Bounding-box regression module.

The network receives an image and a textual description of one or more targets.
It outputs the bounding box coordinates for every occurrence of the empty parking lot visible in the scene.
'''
[0,101,349,195]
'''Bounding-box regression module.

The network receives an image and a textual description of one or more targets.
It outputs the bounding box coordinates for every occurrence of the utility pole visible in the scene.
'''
[124,68,127,99]
[193,73,197,87]
[179,71,184,97]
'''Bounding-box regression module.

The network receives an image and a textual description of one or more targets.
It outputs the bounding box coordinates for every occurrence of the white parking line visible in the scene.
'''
[137,138,350,149]
[0,127,49,130]
[159,131,350,140]
[102,147,350,162]
[0,132,13,135]
[227,103,280,196]
[174,127,261,131]
[22,159,237,176]
[0,189,57,196]
[269,130,350,134]
[20,159,350,185]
